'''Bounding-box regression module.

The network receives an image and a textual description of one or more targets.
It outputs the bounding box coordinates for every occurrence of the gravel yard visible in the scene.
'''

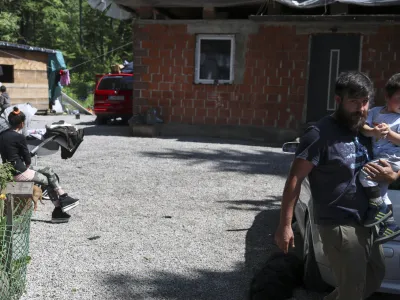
[19,115,396,300]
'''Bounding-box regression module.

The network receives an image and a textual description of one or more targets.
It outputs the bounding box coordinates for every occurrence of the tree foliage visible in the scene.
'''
[0,0,133,103]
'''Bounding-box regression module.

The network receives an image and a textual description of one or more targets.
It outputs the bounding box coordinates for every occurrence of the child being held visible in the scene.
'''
[360,73,400,244]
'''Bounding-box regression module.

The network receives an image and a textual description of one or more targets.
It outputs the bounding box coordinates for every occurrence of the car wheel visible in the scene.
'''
[303,217,331,293]
[95,117,107,125]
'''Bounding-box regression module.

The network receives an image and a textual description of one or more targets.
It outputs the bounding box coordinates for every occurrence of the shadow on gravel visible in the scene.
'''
[244,198,303,267]
[217,197,282,212]
[220,196,304,298]
[102,197,299,300]
[140,149,292,177]
[79,124,131,137]
[158,136,282,148]
[103,264,246,300]
[75,121,96,126]
[30,219,53,224]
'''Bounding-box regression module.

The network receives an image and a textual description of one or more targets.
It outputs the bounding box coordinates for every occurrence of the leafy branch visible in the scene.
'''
[0,163,15,193]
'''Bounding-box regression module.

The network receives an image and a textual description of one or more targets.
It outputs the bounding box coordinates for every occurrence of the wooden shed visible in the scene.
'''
[0,42,60,112]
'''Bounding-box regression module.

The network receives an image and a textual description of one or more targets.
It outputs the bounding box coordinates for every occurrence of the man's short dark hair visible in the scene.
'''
[335,71,374,100]
[385,73,400,98]
[0,86,6,92]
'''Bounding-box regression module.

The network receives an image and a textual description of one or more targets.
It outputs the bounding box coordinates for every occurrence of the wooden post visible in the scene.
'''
[5,193,13,276]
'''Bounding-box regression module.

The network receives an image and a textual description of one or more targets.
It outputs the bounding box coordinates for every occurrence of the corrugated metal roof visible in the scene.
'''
[0,41,57,54]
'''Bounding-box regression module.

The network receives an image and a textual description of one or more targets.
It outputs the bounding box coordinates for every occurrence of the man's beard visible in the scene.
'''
[335,104,367,132]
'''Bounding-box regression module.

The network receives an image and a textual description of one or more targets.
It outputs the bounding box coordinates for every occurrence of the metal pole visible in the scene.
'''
[5,193,14,276]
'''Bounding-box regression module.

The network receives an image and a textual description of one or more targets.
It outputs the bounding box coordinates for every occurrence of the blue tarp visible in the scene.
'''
[47,51,67,105]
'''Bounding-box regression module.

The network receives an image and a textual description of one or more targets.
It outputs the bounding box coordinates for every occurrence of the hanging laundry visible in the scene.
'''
[59,69,71,86]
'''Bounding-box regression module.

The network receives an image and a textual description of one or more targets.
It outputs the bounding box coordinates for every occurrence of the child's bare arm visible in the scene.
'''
[361,124,377,137]
[387,127,400,146]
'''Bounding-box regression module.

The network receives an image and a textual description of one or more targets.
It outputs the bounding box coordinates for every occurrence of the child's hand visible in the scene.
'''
[373,123,389,139]
[379,123,390,139]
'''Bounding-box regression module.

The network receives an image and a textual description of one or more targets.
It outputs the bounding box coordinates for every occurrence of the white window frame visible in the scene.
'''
[327,49,341,111]
[194,34,235,85]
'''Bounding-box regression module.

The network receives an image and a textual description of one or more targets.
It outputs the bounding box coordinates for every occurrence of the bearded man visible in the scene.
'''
[275,71,400,300]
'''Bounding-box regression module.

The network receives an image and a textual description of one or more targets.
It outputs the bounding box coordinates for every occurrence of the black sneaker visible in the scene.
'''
[41,188,51,200]
[59,194,80,213]
[375,217,400,244]
[364,200,392,227]
[51,207,71,224]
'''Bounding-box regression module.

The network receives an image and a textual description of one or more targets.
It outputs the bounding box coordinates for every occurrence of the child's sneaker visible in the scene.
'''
[59,194,79,212]
[364,200,392,227]
[51,207,71,223]
[375,217,400,244]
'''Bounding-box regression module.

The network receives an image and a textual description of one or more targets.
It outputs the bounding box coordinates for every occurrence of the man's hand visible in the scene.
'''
[363,159,399,183]
[276,158,313,254]
[275,224,295,254]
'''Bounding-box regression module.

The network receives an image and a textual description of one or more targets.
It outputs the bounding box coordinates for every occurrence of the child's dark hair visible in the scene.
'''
[385,73,400,98]
[0,86,6,93]
[8,107,26,128]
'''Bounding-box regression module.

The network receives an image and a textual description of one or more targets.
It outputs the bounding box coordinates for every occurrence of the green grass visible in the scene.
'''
[62,87,94,109]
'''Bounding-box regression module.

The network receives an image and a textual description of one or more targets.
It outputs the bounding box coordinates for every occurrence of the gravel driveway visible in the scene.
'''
[19,115,396,300]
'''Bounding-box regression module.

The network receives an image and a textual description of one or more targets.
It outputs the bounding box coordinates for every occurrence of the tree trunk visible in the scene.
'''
[79,0,83,48]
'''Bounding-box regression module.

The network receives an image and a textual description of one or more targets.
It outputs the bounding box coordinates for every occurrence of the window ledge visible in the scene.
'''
[194,80,234,85]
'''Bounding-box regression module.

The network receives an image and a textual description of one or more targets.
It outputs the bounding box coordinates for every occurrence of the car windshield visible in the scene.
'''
[97,76,133,91]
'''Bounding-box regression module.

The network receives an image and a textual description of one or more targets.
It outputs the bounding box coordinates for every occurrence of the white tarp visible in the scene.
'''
[0,103,38,136]
[113,0,400,8]
[88,0,132,19]
[88,0,400,19]
[276,0,400,8]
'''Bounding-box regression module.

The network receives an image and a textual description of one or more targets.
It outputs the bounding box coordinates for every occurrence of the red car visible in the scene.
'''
[93,73,133,125]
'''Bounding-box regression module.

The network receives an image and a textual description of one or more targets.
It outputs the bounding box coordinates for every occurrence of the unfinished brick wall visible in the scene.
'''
[133,23,309,130]
[133,22,400,130]
[362,26,400,106]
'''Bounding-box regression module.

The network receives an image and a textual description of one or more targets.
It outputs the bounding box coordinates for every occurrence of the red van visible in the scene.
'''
[93,73,133,125]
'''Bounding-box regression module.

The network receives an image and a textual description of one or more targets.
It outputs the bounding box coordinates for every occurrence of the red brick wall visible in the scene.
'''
[133,23,400,130]
[362,26,400,106]
[133,23,308,130]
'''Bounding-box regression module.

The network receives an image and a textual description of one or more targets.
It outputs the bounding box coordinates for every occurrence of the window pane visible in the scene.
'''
[0,65,14,83]
[199,39,232,81]
[98,76,133,91]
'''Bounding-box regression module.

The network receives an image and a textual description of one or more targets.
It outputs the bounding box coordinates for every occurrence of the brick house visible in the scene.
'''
[92,1,400,143]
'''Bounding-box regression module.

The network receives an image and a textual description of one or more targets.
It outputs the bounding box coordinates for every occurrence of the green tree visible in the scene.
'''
[0,0,133,105]
[0,12,20,42]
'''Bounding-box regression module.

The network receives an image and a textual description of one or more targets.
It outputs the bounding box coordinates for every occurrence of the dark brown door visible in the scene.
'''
[306,34,361,123]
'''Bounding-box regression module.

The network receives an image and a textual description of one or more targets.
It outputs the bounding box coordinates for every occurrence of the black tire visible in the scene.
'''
[95,116,107,125]
[303,218,331,293]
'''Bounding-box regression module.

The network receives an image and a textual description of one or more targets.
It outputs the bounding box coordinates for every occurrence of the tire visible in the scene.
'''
[95,116,107,125]
[303,217,331,293]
